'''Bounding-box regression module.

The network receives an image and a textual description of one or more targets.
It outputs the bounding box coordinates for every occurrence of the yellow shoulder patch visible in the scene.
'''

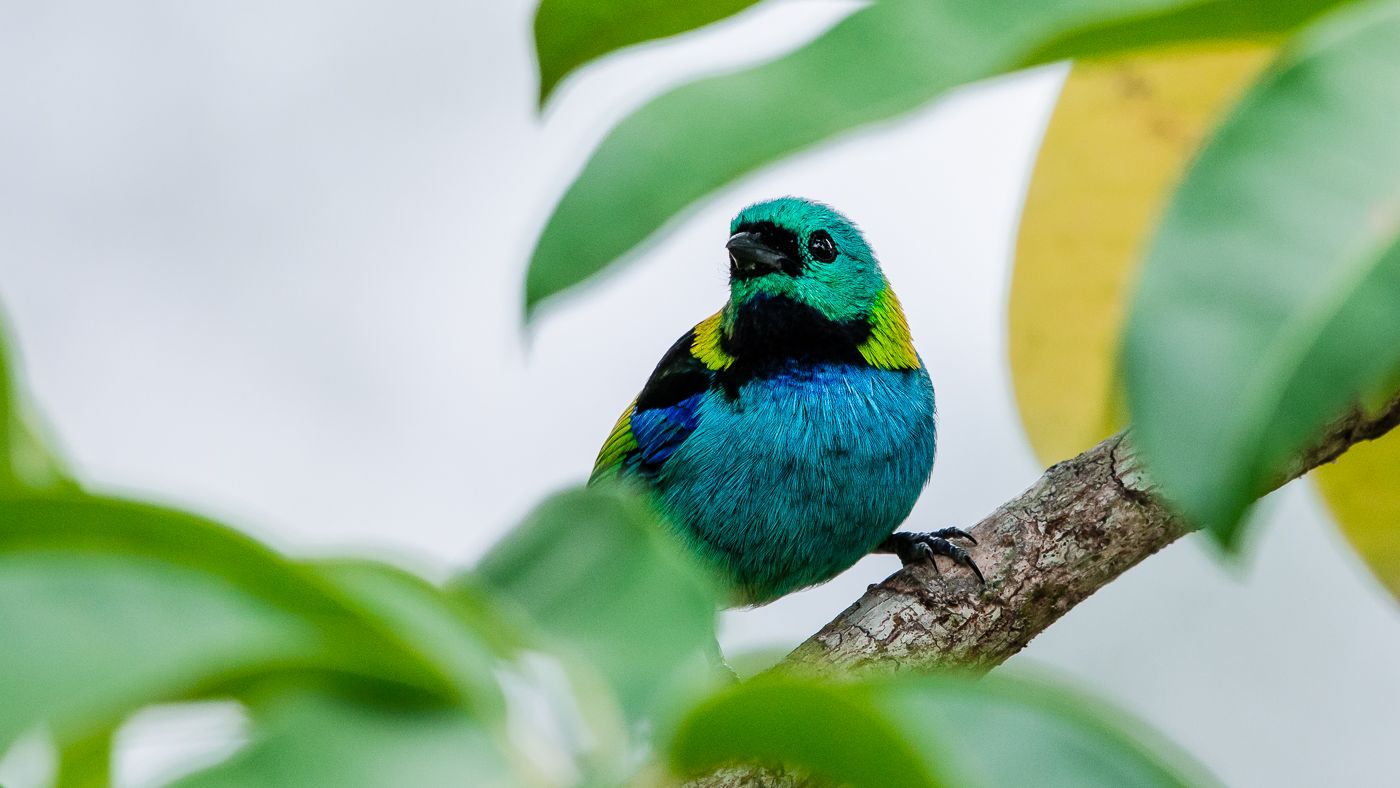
[690,311,735,371]
[591,398,638,480]
[858,286,921,370]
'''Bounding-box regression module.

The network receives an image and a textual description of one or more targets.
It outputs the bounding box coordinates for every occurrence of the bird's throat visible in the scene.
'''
[719,295,872,370]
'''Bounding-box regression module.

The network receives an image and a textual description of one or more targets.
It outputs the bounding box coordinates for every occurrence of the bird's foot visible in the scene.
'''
[879,528,984,584]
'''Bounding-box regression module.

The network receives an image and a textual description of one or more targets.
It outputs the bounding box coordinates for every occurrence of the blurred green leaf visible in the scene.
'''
[54,727,112,788]
[670,674,1209,787]
[308,560,512,720]
[1360,365,1400,416]
[6,408,80,494]
[0,496,448,750]
[870,676,1212,787]
[1029,0,1352,60]
[672,680,937,787]
[0,311,18,474]
[534,0,761,106]
[0,310,78,495]
[467,485,721,724]
[172,691,521,788]
[525,0,1355,312]
[1123,0,1400,545]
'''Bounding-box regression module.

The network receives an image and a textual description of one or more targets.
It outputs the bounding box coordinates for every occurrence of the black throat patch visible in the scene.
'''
[716,294,872,394]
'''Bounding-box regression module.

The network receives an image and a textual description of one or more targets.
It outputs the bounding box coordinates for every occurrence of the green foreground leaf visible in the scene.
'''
[307,559,511,718]
[469,485,722,725]
[1123,0,1400,544]
[0,496,478,750]
[670,674,1210,787]
[534,0,762,106]
[0,310,78,495]
[526,0,1355,311]
[672,680,936,788]
[172,691,520,788]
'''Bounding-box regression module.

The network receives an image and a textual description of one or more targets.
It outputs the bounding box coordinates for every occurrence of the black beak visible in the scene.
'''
[726,231,791,279]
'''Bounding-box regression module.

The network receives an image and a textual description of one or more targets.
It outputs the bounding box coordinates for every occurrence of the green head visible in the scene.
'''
[724,197,887,323]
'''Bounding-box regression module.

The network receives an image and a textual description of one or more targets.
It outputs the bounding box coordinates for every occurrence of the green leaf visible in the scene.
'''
[171,691,521,788]
[1360,363,1400,416]
[870,676,1211,787]
[467,485,722,724]
[0,496,445,750]
[54,727,112,788]
[0,310,18,475]
[307,559,511,720]
[671,680,939,787]
[1029,0,1354,61]
[1123,0,1400,545]
[534,0,762,106]
[0,309,78,495]
[6,408,80,494]
[525,0,1354,312]
[670,674,1210,787]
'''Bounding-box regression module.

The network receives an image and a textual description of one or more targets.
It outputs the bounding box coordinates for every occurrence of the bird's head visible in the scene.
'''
[724,197,886,322]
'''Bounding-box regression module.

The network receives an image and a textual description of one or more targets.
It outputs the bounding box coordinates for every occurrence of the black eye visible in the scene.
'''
[807,230,837,263]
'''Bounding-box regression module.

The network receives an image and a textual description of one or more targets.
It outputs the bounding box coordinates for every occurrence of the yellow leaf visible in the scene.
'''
[1315,432,1400,601]
[1008,45,1273,465]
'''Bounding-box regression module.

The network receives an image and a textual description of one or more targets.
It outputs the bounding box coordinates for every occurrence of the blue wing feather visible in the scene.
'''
[595,325,714,482]
[630,392,704,471]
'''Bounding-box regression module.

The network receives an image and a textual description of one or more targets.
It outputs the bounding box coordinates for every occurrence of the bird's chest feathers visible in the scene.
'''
[681,364,935,477]
[654,361,937,600]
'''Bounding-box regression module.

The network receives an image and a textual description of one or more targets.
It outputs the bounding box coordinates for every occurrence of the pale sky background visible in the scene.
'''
[2,1,1399,786]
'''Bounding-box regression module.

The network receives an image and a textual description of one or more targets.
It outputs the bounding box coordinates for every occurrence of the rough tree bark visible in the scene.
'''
[691,395,1400,787]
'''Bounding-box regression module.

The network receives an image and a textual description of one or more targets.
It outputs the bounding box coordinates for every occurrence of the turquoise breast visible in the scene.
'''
[652,362,936,604]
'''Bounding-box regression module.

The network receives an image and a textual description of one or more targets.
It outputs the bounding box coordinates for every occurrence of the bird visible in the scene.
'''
[590,197,982,605]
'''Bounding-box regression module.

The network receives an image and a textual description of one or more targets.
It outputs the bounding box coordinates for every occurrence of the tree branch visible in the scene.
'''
[783,396,1400,676]
[691,396,1400,786]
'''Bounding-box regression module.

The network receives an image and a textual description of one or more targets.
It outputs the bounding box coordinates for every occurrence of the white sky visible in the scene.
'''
[2,1,1399,786]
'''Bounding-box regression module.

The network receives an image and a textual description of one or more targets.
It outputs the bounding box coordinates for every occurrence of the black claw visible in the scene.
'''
[932,526,978,546]
[877,531,986,585]
[955,549,986,585]
[911,541,938,572]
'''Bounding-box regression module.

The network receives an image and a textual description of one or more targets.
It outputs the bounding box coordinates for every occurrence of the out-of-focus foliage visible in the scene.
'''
[308,559,513,713]
[674,679,934,787]
[670,674,1211,787]
[470,485,723,728]
[1123,0,1400,547]
[1009,45,1274,466]
[534,0,761,105]
[0,314,78,496]
[0,495,333,749]
[0,492,533,782]
[170,692,519,788]
[524,0,1354,312]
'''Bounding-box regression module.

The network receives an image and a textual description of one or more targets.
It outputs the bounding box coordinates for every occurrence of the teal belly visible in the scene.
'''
[653,363,937,604]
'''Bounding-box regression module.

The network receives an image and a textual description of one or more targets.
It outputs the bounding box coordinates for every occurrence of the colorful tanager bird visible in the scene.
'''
[591,197,982,604]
